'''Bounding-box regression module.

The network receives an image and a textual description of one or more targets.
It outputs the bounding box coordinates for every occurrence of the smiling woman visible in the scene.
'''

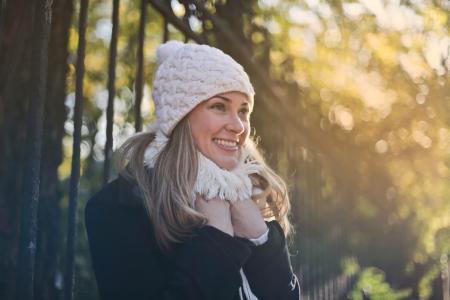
[85,41,301,300]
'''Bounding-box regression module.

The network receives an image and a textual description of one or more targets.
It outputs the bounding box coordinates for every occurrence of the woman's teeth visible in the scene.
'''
[214,138,237,147]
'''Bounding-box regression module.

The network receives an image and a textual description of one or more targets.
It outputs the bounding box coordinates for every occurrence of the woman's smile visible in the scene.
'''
[213,138,239,151]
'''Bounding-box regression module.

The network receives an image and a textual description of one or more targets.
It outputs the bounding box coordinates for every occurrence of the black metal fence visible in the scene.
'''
[10,1,360,299]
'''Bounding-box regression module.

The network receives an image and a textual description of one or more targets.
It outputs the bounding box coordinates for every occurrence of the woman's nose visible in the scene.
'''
[226,113,245,134]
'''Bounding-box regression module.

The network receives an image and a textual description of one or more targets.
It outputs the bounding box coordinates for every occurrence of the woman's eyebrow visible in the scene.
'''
[215,95,231,102]
[214,95,250,106]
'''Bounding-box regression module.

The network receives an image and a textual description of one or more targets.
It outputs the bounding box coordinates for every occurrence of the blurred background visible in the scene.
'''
[1,0,449,299]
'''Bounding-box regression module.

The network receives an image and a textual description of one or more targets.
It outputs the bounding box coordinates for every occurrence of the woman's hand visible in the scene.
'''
[195,196,234,236]
[230,199,268,239]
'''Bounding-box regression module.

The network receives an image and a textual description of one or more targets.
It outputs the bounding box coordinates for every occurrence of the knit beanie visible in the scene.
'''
[151,40,255,136]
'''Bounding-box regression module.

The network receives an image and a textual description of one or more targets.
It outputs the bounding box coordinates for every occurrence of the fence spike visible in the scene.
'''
[104,0,120,185]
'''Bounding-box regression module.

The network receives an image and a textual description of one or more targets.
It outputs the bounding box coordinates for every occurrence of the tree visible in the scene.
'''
[0,0,73,299]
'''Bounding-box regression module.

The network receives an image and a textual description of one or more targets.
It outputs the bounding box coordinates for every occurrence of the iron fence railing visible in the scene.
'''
[13,1,363,299]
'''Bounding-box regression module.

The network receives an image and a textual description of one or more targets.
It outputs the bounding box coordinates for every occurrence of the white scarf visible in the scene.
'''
[143,130,263,203]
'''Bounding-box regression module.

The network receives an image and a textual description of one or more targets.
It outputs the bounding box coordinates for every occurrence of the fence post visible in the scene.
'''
[104,0,120,185]
[134,0,146,133]
[15,0,52,299]
[64,0,88,299]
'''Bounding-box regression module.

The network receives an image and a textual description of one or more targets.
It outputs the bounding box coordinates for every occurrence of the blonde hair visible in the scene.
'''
[118,118,293,254]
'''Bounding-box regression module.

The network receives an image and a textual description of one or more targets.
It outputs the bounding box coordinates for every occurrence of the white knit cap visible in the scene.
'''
[151,41,255,136]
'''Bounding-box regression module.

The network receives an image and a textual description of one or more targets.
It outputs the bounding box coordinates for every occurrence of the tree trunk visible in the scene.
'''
[0,1,37,299]
[0,0,73,299]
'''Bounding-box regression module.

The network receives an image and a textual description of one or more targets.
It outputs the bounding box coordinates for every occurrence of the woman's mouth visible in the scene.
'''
[213,138,239,151]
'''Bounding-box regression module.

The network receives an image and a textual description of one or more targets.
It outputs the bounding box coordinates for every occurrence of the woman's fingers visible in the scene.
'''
[230,199,268,239]
[195,196,234,236]
[194,196,269,239]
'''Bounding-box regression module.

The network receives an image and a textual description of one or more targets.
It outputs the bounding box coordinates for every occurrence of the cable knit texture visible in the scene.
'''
[152,41,255,136]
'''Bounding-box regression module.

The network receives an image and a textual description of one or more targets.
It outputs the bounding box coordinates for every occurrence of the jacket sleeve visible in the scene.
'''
[241,220,301,300]
[171,225,252,300]
[85,182,252,300]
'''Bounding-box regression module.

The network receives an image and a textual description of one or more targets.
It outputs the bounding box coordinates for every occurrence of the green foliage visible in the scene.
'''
[342,256,360,276]
[418,263,440,300]
[260,0,449,296]
[350,267,412,300]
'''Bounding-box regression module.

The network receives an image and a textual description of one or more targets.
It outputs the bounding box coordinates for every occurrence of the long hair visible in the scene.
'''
[118,118,293,254]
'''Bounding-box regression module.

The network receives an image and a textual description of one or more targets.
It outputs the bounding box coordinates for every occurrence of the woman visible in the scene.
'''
[85,41,301,300]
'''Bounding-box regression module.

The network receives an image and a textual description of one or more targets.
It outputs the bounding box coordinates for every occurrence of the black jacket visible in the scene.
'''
[85,175,301,300]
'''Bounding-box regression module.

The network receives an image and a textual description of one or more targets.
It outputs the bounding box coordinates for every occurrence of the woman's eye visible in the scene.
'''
[210,103,226,111]
[239,108,249,117]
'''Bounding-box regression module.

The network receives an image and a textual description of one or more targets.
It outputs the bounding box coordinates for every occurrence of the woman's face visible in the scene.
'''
[188,91,252,170]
